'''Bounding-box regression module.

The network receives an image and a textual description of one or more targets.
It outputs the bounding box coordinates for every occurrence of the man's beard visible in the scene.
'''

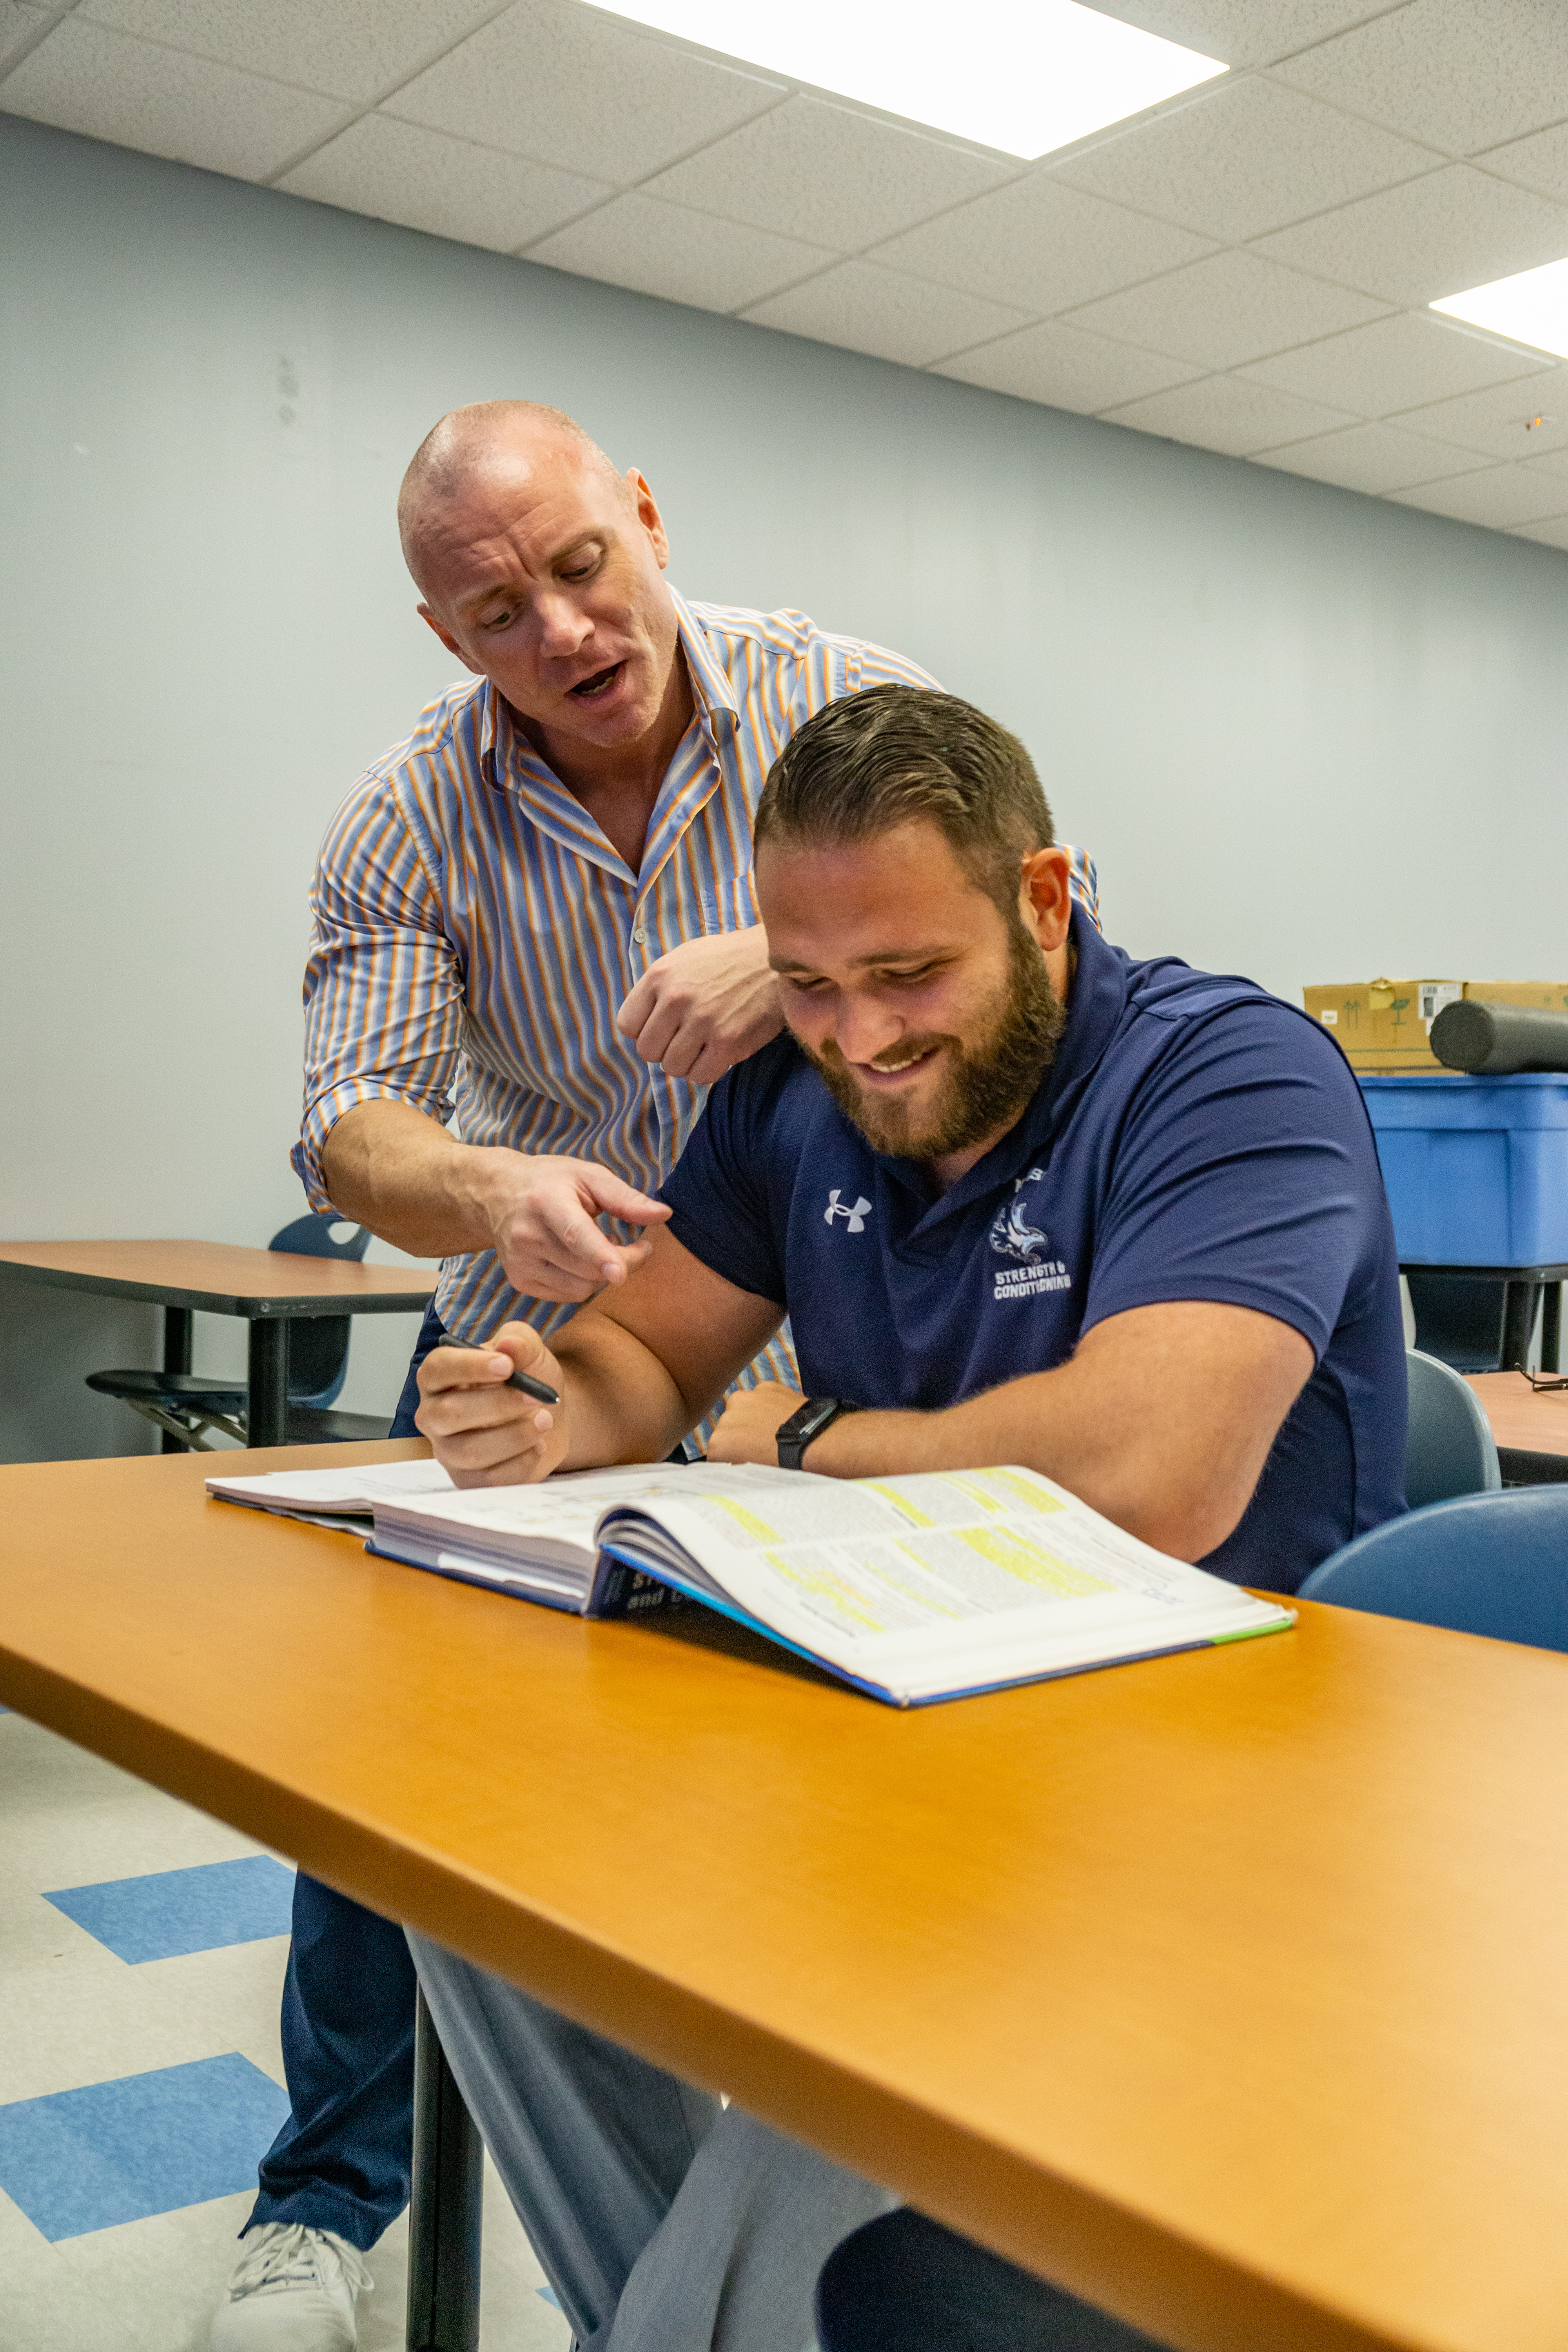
[799,922,1067,1163]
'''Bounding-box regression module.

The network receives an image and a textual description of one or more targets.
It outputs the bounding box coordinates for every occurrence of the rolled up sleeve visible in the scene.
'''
[291,780,467,1209]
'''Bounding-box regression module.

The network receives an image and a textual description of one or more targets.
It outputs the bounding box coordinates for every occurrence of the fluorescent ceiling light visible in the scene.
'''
[594,0,1226,161]
[1432,256,1568,361]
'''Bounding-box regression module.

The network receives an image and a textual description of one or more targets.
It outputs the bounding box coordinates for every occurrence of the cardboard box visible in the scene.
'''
[1303,979,1568,1071]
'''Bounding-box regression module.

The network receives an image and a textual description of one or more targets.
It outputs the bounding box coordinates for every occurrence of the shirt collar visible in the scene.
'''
[670,589,739,746]
[476,587,737,788]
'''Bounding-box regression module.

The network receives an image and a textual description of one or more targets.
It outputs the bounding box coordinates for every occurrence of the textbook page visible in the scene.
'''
[598,1465,1291,1702]
[206,1458,456,1521]
[370,1461,802,1601]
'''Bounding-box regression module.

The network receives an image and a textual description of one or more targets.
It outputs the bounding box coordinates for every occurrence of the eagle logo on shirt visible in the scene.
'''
[990,1168,1049,1263]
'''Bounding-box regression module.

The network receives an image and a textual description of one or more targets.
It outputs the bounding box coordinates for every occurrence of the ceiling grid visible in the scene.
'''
[4,0,1568,546]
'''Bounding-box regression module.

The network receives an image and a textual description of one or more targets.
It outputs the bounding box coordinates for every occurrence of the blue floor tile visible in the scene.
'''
[44,1855,296,1962]
[0,2053,289,2239]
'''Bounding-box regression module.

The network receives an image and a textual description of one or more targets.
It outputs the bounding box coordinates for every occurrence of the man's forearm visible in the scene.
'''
[798,1383,1223,1560]
[553,1310,694,1469]
[320,1099,518,1259]
[796,1303,1313,1563]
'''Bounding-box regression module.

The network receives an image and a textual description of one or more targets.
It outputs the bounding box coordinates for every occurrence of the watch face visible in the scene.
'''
[785,1398,838,1442]
[777,1397,840,1464]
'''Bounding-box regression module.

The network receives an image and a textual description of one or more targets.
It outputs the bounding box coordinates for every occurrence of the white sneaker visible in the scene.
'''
[210,2223,373,2351]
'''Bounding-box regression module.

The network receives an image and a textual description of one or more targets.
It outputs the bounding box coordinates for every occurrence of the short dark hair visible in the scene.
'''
[753,686,1054,915]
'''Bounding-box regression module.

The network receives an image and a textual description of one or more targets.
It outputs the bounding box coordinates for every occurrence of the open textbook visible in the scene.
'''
[208,1456,1293,1708]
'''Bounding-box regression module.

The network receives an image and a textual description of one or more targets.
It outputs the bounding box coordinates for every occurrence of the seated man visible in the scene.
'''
[409,684,1406,2350]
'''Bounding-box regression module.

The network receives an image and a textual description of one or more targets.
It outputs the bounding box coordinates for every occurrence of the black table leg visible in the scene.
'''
[246,1319,290,1448]
[408,1986,483,2352]
[1544,1283,1562,1376]
[162,1307,192,1455]
[1501,1281,1541,1374]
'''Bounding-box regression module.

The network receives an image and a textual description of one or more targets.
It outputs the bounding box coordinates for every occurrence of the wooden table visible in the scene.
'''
[4,1447,1568,2352]
[0,1241,434,1447]
[1468,1369,1568,1481]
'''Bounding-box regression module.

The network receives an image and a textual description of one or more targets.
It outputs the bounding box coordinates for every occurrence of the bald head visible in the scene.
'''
[398,400,628,588]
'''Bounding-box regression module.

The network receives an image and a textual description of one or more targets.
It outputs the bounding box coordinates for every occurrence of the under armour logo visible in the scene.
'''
[825,1189,871,1234]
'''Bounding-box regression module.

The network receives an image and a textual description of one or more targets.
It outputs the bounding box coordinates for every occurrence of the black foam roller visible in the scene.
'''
[1430,999,1568,1074]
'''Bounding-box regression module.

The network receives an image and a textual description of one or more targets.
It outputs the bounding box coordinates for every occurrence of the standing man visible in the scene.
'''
[212,396,1098,2350]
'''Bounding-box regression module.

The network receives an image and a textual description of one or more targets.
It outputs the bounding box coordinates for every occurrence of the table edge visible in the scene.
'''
[0,1259,433,1316]
[0,1641,1418,2352]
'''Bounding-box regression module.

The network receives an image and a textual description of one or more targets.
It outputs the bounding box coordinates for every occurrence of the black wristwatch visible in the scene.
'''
[776,1396,851,1471]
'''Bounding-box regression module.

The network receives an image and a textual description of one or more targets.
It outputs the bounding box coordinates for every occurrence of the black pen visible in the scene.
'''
[443,1333,560,1406]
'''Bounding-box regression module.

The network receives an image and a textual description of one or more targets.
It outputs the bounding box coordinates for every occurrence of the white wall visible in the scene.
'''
[4,113,1567,1460]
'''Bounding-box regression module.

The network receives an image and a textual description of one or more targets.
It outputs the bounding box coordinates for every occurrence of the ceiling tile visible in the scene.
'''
[1087,3,1410,70]
[1389,365,1568,457]
[1387,463,1568,526]
[1521,446,1568,481]
[388,0,783,184]
[76,0,499,104]
[1508,514,1568,550]
[641,97,1014,254]
[1254,166,1568,307]
[741,261,1032,369]
[1049,77,1439,243]
[1476,119,1568,207]
[867,176,1214,317]
[1062,249,1388,371]
[0,13,348,178]
[935,318,1202,412]
[281,115,608,252]
[526,192,832,314]
[0,4,56,74]
[1237,310,1550,416]
[1102,373,1359,456]
[1253,420,1488,494]
[1274,0,1568,156]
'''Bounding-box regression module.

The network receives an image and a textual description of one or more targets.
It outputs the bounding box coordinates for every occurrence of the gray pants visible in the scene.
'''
[408,1932,896,2352]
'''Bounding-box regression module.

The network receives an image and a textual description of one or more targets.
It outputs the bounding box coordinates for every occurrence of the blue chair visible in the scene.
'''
[1402,1347,1499,1507]
[1298,1484,1568,1651]
[86,1212,392,1449]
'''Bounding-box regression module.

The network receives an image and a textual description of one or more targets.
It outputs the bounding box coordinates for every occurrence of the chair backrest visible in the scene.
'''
[1298,1486,1568,1653]
[269,1212,372,1264]
[268,1212,372,1410]
[1403,1347,1501,1508]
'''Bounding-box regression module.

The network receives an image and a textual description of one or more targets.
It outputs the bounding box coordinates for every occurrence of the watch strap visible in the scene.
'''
[776,1395,848,1471]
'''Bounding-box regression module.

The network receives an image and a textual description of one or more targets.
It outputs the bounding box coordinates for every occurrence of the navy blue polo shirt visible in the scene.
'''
[661,909,1407,1593]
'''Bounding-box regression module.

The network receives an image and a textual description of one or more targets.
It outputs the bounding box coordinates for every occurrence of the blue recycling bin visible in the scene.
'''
[1358,1074,1568,1265]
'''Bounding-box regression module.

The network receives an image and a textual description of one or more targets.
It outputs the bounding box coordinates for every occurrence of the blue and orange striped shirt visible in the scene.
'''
[293,593,1099,1351]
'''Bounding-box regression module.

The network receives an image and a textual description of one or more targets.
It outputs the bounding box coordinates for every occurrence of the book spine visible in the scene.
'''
[587,1553,688,1620]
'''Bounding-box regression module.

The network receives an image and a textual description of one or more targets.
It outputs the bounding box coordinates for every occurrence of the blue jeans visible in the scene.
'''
[245,1304,447,2249]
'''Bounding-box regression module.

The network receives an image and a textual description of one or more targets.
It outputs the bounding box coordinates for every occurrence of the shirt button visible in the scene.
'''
[633,925,648,943]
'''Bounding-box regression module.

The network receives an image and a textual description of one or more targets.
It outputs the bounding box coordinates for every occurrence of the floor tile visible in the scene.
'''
[0,1934,289,2105]
[0,2052,290,2240]
[51,2187,257,2352]
[0,1722,568,2345]
[0,1715,266,1890]
[44,1855,296,1963]
[0,2184,146,2352]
